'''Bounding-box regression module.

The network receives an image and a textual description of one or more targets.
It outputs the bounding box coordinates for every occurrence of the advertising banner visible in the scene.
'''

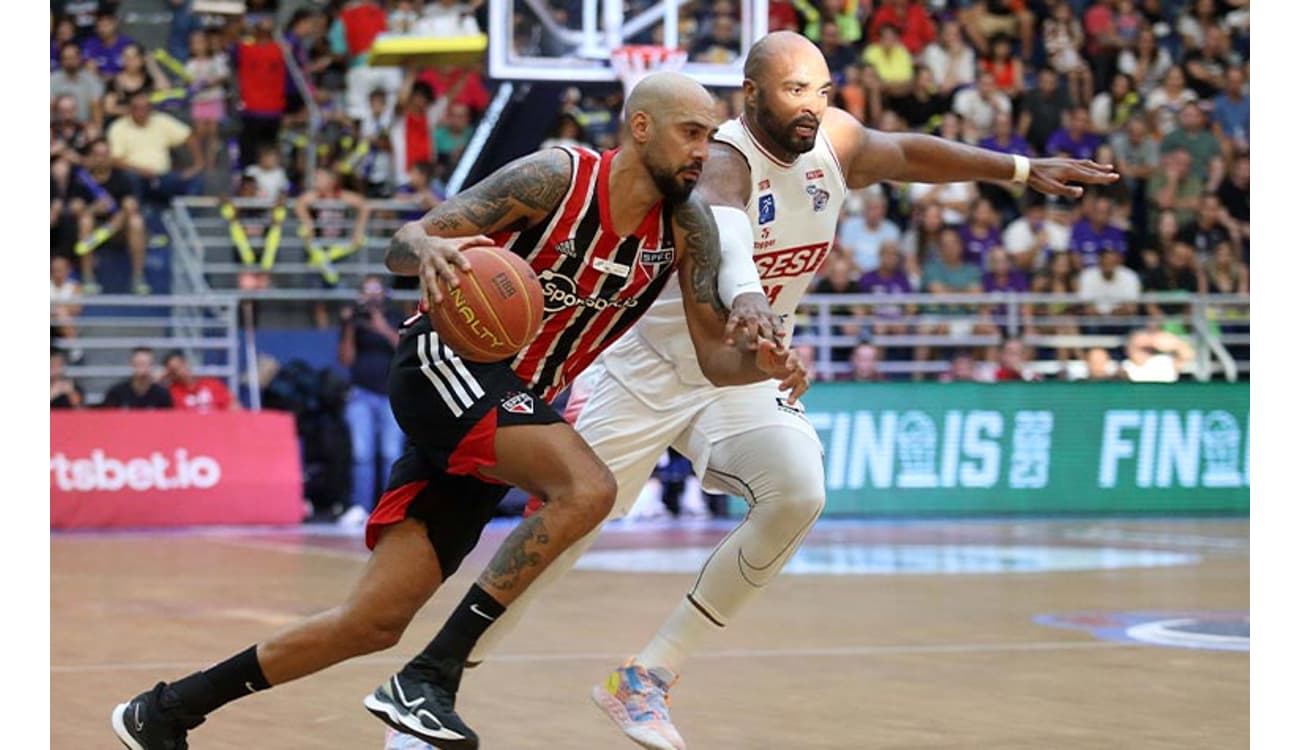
[51,411,303,528]
[800,383,1249,514]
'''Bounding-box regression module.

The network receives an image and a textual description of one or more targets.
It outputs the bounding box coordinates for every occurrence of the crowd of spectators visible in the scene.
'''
[51,346,238,411]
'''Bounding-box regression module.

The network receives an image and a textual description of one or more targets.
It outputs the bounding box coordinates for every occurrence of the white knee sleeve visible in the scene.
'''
[688,426,826,625]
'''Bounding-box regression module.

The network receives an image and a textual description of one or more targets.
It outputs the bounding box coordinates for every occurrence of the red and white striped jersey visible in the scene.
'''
[487,146,679,402]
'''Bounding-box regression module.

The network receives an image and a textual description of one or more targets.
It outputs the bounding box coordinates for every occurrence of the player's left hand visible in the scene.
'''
[756,339,810,405]
[1027,158,1120,199]
[725,292,784,349]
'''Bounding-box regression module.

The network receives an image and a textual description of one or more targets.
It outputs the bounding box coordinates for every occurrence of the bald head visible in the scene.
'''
[744,30,823,84]
[625,71,715,121]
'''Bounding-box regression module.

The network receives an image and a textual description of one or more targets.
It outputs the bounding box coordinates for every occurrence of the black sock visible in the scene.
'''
[404,584,506,677]
[169,646,271,717]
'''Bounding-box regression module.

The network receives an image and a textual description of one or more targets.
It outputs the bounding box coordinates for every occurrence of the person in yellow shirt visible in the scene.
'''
[862,23,915,97]
[106,91,205,203]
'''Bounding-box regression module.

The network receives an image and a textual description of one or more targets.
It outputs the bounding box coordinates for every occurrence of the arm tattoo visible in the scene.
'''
[423,149,571,235]
[676,194,727,319]
[478,513,552,591]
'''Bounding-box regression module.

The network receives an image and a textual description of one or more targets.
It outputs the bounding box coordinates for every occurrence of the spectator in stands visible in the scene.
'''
[978,110,1031,158]
[435,102,474,170]
[1147,146,1202,229]
[959,197,1003,268]
[923,19,977,98]
[1042,0,1091,104]
[859,241,914,340]
[50,256,83,351]
[51,15,78,69]
[107,91,204,204]
[51,43,104,128]
[1206,240,1248,295]
[539,112,590,150]
[51,349,85,410]
[862,24,914,97]
[1069,193,1127,269]
[1085,347,1120,381]
[1178,192,1238,265]
[394,161,442,216]
[1183,25,1239,100]
[51,94,94,170]
[1141,240,1203,322]
[1145,65,1198,138]
[952,70,1011,136]
[233,15,288,169]
[994,337,1040,382]
[1046,106,1102,160]
[102,347,173,409]
[794,343,819,383]
[1118,24,1173,96]
[81,10,133,78]
[1004,192,1070,272]
[333,0,401,121]
[417,0,483,37]
[900,202,945,278]
[838,191,900,273]
[101,42,169,125]
[1161,103,1219,183]
[1120,328,1193,382]
[74,137,149,295]
[917,227,982,371]
[869,0,935,56]
[820,21,858,73]
[812,253,868,360]
[1018,67,1073,155]
[1212,65,1248,156]
[163,350,238,412]
[1215,153,1248,239]
[1030,250,1082,364]
[391,78,446,188]
[963,1,1035,58]
[1078,247,1141,329]
[1110,115,1160,195]
[1090,72,1141,135]
[980,246,1031,341]
[843,343,886,382]
[416,64,491,119]
[245,145,290,201]
[938,350,979,382]
[910,170,976,226]
[980,35,1023,99]
[185,30,229,172]
[890,65,947,130]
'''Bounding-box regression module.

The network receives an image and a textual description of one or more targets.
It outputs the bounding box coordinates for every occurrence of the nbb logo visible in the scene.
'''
[50,449,222,492]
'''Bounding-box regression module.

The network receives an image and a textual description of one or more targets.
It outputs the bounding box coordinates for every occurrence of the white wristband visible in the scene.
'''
[712,206,762,307]
[1011,154,1030,184]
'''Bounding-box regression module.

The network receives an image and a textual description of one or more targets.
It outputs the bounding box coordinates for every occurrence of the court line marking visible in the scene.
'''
[51,640,1130,674]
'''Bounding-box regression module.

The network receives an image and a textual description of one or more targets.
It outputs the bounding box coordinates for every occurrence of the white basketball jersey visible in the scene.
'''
[602,116,847,396]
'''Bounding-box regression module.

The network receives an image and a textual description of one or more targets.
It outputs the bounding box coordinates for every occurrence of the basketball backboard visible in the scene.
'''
[487,0,768,87]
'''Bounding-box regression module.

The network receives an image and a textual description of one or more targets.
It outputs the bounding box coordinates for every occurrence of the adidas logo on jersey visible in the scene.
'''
[502,392,534,415]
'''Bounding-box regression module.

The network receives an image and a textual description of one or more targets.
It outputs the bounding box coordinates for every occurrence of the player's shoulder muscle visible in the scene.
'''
[695,140,753,211]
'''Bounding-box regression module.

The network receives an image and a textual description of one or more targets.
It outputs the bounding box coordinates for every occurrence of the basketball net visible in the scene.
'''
[610,45,689,100]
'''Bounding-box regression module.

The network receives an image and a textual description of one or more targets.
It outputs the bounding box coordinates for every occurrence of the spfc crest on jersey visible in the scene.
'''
[806,184,830,212]
[502,392,534,415]
[639,246,675,278]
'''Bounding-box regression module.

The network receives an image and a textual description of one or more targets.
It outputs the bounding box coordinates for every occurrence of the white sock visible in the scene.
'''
[635,596,722,675]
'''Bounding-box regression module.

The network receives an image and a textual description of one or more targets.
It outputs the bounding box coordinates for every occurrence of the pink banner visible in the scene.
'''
[51,411,303,529]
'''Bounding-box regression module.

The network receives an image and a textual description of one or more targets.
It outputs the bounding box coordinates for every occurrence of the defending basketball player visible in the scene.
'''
[110,72,806,750]
[456,32,1120,750]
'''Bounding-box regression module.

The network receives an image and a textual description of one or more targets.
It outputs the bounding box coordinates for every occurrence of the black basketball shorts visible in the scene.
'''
[365,315,564,578]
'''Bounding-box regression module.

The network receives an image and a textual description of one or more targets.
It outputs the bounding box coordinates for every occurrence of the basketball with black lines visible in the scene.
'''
[429,246,545,363]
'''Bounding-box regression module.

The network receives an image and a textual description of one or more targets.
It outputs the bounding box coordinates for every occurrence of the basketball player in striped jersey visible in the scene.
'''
[110,72,805,750]
[457,32,1119,750]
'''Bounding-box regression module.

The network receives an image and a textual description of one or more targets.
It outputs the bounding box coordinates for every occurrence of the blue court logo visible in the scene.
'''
[1035,611,1249,652]
[758,194,775,224]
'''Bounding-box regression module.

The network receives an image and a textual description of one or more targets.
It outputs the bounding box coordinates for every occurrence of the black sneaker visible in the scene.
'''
[110,682,205,750]
[364,660,479,749]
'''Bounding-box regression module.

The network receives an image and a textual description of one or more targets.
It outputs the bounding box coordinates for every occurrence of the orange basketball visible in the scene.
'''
[429,246,545,363]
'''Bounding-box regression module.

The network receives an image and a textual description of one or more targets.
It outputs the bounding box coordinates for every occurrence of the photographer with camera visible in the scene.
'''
[336,275,405,527]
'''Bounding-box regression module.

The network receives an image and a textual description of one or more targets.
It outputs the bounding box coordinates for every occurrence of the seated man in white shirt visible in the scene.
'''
[1004,193,1071,272]
[1077,247,1141,335]
[1121,329,1194,382]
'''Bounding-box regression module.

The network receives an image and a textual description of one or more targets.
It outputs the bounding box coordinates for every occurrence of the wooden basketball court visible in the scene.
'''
[52,517,1247,748]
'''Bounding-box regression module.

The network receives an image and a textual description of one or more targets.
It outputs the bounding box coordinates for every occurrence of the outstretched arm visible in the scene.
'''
[673,193,809,402]
[386,148,572,302]
[822,107,1119,197]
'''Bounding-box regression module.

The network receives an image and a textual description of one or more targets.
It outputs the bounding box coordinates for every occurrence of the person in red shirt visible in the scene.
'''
[416,65,490,117]
[233,15,287,168]
[993,337,1042,382]
[869,0,936,55]
[163,350,239,411]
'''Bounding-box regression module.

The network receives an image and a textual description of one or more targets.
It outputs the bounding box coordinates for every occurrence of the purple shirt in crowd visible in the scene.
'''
[958,224,1003,268]
[1044,128,1102,160]
[859,269,913,320]
[982,270,1030,318]
[977,134,1033,157]
[81,34,134,76]
[1068,219,1128,267]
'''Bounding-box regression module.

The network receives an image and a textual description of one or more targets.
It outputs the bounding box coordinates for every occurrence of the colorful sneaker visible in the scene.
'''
[591,660,686,750]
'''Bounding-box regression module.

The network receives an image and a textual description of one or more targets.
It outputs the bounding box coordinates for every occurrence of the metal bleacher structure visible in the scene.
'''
[54,0,1249,406]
